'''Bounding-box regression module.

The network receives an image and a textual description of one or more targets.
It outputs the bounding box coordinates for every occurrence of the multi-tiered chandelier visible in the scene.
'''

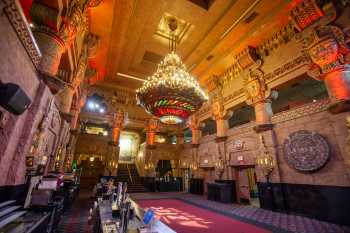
[136,18,208,125]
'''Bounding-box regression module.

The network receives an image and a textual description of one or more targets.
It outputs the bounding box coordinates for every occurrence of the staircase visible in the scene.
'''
[116,163,145,193]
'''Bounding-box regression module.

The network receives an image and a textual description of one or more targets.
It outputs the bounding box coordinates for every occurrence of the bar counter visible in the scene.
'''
[97,199,176,233]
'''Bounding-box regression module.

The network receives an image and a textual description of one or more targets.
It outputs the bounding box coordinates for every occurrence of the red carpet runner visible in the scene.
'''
[138,199,271,233]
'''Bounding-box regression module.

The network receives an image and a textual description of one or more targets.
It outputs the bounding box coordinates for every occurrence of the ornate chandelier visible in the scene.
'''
[136,18,208,125]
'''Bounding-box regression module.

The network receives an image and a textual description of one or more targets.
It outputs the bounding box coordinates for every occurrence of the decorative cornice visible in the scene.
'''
[2,0,42,68]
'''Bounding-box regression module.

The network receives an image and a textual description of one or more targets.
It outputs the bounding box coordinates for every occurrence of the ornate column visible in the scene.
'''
[145,118,159,149]
[63,94,86,172]
[306,27,350,113]
[70,93,86,130]
[211,101,231,139]
[105,110,125,176]
[176,132,184,145]
[206,76,232,140]
[187,115,201,145]
[245,68,278,132]
[56,85,75,120]
[30,0,89,76]
[234,47,277,132]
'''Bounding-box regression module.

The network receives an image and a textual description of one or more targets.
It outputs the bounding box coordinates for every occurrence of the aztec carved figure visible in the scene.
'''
[283,130,330,172]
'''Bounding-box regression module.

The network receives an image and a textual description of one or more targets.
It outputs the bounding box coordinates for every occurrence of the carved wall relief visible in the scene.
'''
[283,130,330,172]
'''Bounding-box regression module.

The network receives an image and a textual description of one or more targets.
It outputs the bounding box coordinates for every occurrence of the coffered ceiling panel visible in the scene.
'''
[88,0,299,89]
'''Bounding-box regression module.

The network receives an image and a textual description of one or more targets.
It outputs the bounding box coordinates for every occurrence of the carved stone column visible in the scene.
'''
[306,27,350,113]
[106,110,125,176]
[237,47,278,132]
[56,85,75,121]
[176,132,184,145]
[187,115,201,145]
[70,93,86,130]
[245,75,278,132]
[211,102,231,139]
[30,1,88,76]
[111,110,125,144]
[145,118,159,149]
[206,75,232,139]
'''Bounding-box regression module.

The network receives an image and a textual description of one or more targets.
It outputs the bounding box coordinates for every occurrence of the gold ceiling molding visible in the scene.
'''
[212,0,339,87]
[155,12,192,44]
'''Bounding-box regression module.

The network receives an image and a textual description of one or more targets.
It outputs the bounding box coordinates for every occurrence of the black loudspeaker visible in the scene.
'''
[0,83,31,115]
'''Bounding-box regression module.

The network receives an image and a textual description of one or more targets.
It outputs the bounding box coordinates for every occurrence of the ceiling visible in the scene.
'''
[88,0,300,90]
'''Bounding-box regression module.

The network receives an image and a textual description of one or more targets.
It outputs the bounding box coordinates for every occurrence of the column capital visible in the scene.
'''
[187,115,200,130]
[30,0,102,76]
[145,117,159,132]
[111,109,126,129]
[244,63,278,106]
[306,26,350,80]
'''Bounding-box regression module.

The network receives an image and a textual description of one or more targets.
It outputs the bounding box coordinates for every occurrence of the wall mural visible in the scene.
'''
[119,131,140,163]
[283,130,330,172]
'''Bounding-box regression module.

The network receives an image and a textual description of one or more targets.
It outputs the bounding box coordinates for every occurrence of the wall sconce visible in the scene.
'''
[189,148,199,171]
[256,135,275,182]
[145,161,154,170]
[215,157,224,177]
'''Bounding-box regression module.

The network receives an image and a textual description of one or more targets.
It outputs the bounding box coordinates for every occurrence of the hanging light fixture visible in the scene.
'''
[136,18,208,125]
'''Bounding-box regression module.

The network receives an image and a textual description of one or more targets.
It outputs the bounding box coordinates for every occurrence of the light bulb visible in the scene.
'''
[88,101,95,109]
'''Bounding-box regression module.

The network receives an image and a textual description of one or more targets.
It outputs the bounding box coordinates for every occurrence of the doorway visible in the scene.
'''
[234,165,260,207]
[76,154,105,189]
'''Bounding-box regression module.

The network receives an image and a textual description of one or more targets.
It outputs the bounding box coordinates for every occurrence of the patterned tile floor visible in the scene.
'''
[131,192,350,233]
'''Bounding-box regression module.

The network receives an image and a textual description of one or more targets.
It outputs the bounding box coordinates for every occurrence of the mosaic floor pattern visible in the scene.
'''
[131,192,350,233]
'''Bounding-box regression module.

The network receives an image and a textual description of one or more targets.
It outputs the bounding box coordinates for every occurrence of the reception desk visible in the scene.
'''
[207,182,234,203]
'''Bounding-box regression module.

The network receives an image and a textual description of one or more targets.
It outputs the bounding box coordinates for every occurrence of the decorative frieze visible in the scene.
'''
[271,98,331,123]
[290,0,324,31]
[264,54,310,82]
[2,0,42,68]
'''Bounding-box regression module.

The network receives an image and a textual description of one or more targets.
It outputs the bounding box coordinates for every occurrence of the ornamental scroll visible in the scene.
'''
[283,130,330,172]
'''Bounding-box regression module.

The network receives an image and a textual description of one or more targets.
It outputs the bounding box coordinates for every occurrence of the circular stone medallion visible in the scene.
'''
[283,130,330,172]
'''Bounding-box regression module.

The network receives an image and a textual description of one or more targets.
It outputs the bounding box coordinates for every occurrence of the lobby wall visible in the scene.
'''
[0,1,71,187]
[181,100,350,225]
[179,1,350,225]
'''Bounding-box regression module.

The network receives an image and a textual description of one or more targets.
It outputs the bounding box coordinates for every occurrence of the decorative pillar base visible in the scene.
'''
[254,124,274,133]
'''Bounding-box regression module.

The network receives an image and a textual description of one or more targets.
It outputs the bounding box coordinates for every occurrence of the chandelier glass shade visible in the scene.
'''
[136,51,208,124]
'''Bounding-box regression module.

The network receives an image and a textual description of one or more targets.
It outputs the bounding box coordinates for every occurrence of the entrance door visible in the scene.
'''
[235,166,259,207]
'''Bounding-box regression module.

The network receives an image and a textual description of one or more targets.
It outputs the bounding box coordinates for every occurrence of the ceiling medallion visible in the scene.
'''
[136,18,208,125]
[155,13,191,44]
